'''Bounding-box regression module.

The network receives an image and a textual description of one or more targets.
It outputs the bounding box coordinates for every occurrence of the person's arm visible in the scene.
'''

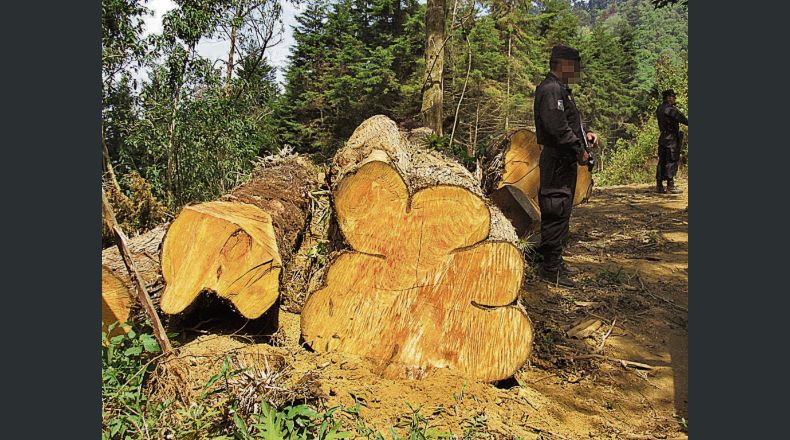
[666,106,688,126]
[538,85,583,156]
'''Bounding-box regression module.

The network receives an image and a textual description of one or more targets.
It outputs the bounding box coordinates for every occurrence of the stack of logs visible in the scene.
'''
[102,115,593,382]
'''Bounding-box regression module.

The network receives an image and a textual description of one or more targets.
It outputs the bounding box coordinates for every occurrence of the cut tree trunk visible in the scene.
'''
[102,225,167,289]
[102,265,133,337]
[482,129,593,238]
[158,156,318,319]
[103,187,172,353]
[101,226,165,334]
[421,0,445,135]
[301,115,533,382]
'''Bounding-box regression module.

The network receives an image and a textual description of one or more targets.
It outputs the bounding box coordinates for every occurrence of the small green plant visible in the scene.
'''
[390,404,452,440]
[462,411,492,439]
[424,133,478,167]
[102,322,165,440]
[234,401,352,440]
[594,267,627,285]
[424,133,451,153]
[307,240,330,268]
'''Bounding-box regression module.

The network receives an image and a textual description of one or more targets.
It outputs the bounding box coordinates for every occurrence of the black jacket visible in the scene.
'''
[656,102,688,145]
[534,72,585,157]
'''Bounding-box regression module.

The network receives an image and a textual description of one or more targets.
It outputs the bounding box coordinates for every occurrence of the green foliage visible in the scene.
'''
[234,402,352,440]
[101,322,356,439]
[593,267,627,285]
[390,404,452,440]
[102,0,688,215]
[597,51,687,185]
[103,0,284,211]
[281,0,425,158]
[102,0,149,79]
[102,322,165,440]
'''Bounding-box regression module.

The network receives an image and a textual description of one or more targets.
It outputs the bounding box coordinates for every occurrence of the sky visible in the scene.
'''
[140,0,306,85]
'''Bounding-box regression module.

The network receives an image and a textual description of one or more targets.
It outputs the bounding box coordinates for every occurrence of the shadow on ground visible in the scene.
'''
[516,181,688,437]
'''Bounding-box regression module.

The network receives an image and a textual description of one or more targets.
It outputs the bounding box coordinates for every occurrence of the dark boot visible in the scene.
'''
[656,180,665,193]
[539,266,576,288]
[559,260,580,275]
[667,180,683,194]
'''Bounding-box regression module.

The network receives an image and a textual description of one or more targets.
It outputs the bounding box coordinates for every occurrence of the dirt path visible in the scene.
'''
[170,181,689,439]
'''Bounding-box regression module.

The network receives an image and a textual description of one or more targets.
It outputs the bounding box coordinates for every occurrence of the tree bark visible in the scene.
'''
[301,115,532,382]
[101,156,320,320]
[225,5,241,96]
[421,0,445,135]
[505,32,512,131]
[101,122,123,197]
[158,156,319,319]
[102,188,173,353]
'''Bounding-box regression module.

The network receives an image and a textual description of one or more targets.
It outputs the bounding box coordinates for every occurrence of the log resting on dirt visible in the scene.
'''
[301,115,533,382]
[159,156,318,319]
[482,129,593,237]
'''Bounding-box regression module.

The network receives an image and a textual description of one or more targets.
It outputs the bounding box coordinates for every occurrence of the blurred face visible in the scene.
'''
[558,58,581,85]
[667,95,677,105]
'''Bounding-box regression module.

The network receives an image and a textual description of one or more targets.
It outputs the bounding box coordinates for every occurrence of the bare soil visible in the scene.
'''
[162,181,689,439]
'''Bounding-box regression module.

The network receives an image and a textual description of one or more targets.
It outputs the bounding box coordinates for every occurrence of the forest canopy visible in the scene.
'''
[102,0,688,236]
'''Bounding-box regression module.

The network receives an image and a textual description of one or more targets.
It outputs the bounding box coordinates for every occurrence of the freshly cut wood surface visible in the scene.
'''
[102,265,133,337]
[497,129,593,208]
[302,115,532,382]
[483,129,593,235]
[160,201,281,319]
[119,156,318,320]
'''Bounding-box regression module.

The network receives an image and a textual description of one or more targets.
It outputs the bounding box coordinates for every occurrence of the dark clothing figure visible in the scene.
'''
[534,72,585,272]
[655,101,688,187]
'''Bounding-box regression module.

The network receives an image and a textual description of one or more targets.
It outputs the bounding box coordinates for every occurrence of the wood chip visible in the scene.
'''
[573,301,603,308]
[566,319,603,339]
[619,359,655,370]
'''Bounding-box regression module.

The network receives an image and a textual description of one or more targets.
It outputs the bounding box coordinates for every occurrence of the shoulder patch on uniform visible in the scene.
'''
[557,99,564,111]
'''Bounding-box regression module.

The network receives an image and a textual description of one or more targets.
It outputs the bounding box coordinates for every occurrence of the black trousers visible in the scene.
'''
[537,149,577,270]
[656,140,680,182]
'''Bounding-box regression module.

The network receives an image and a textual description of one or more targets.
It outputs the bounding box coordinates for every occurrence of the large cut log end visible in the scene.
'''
[303,117,533,381]
[484,129,593,238]
[102,266,133,337]
[160,201,282,319]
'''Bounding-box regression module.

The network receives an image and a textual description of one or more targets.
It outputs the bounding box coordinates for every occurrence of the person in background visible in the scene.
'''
[656,89,688,194]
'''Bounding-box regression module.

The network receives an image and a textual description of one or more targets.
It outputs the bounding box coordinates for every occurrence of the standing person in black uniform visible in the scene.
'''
[533,45,599,288]
[656,89,688,194]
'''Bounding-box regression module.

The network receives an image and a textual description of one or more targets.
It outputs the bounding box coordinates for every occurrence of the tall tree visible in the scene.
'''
[422,0,445,135]
[101,0,149,194]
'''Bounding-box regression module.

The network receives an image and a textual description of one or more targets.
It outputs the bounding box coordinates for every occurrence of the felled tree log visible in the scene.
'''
[102,266,133,337]
[103,187,172,353]
[102,225,167,289]
[301,115,533,382]
[159,156,318,319]
[482,129,593,237]
[101,225,167,337]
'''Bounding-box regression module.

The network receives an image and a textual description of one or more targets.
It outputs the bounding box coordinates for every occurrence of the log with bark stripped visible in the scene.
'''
[301,115,533,382]
[482,129,593,238]
[158,156,319,319]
